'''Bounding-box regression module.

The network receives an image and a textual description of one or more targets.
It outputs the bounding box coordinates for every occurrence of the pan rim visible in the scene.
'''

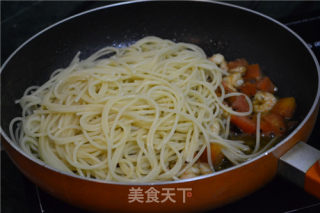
[1,0,320,186]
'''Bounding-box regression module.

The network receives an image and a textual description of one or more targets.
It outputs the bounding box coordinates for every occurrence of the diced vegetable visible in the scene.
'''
[228,58,248,69]
[271,97,296,119]
[258,118,273,134]
[230,115,256,134]
[199,143,224,168]
[256,77,276,93]
[244,64,261,81]
[231,112,286,136]
[224,59,294,138]
[239,81,257,97]
[261,112,286,135]
[231,95,250,112]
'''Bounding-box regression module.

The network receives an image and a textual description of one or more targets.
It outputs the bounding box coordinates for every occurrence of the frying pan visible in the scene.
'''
[1,1,320,212]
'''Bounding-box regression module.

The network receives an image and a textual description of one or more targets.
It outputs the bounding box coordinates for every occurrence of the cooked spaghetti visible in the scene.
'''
[10,37,289,182]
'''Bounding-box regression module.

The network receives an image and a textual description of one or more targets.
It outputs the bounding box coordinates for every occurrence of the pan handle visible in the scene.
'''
[278,141,320,199]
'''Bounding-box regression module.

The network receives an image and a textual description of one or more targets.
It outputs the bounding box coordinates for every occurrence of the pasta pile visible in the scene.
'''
[10,37,263,182]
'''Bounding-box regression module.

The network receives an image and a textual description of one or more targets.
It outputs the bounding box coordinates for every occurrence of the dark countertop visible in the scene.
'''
[1,1,320,213]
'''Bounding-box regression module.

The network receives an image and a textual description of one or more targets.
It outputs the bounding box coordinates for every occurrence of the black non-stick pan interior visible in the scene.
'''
[1,1,318,135]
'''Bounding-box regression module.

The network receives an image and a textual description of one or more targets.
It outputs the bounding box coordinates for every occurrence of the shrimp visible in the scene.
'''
[209,53,228,71]
[253,91,277,113]
[222,73,244,91]
[179,162,213,179]
[180,163,201,179]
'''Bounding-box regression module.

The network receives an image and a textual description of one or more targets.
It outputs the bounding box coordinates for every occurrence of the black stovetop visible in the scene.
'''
[1,1,320,213]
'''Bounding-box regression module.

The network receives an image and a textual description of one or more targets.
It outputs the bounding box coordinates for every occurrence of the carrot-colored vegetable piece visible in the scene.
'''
[261,112,286,135]
[231,95,250,112]
[256,77,276,93]
[239,82,257,97]
[199,143,224,167]
[259,118,273,134]
[244,64,261,81]
[227,58,248,69]
[271,97,296,119]
[230,115,256,134]
[231,112,287,136]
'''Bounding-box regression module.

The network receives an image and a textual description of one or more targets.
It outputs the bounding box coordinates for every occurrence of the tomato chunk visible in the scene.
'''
[271,97,296,119]
[261,112,286,135]
[244,64,261,81]
[231,95,250,112]
[256,77,276,93]
[199,143,224,168]
[231,113,286,136]
[230,115,256,134]
[239,81,257,97]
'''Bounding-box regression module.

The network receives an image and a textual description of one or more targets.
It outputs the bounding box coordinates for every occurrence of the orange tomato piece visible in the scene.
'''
[271,97,296,119]
[261,112,286,136]
[244,64,261,81]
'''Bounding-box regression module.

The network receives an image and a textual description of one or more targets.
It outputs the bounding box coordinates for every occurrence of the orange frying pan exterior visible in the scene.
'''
[1,1,320,212]
[305,160,320,198]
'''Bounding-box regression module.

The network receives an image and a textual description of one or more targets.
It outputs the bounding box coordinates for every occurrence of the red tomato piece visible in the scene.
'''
[230,115,256,134]
[244,64,261,81]
[256,77,276,93]
[231,95,250,112]
[239,81,257,97]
